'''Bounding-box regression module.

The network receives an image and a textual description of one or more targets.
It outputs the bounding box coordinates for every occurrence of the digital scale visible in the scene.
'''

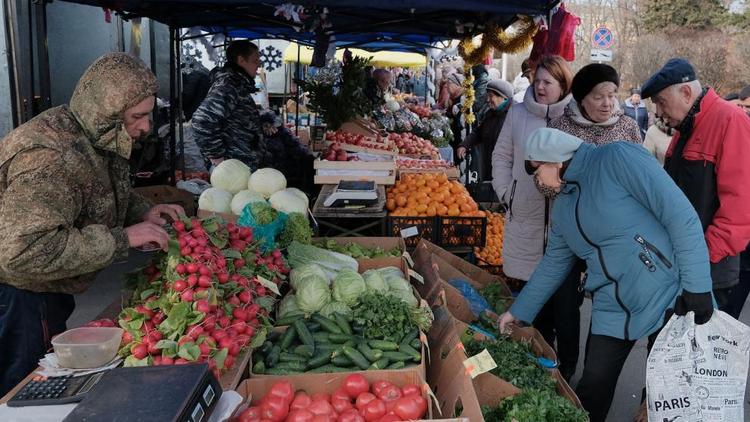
[9,364,223,422]
[323,180,378,207]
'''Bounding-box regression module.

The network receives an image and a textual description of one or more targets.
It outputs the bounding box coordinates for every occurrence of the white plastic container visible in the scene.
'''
[51,327,123,369]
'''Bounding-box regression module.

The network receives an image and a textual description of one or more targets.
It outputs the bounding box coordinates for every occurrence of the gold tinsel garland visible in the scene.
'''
[459,16,538,124]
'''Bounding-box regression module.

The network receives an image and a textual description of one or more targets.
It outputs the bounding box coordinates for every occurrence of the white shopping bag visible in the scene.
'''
[647,310,750,422]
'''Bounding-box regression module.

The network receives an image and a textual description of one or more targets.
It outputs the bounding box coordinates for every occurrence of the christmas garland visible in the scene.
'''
[459,16,537,124]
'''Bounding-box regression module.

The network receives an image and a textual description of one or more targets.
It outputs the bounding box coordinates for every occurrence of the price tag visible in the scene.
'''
[400,226,419,239]
[408,269,424,284]
[462,349,497,379]
[402,251,415,268]
[256,276,280,296]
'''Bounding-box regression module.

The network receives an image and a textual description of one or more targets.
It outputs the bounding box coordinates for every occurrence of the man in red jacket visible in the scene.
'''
[642,58,750,311]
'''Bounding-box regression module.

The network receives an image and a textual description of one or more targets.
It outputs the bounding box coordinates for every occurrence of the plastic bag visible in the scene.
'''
[237,205,288,252]
[448,278,490,317]
[646,310,750,422]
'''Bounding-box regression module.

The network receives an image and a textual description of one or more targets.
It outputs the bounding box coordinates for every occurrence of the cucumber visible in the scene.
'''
[306,351,332,369]
[252,360,266,374]
[275,312,305,326]
[368,340,400,351]
[381,351,411,362]
[315,343,338,353]
[369,358,390,370]
[333,313,353,335]
[401,328,419,344]
[357,342,383,362]
[312,314,343,334]
[328,333,353,344]
[305,322,321,332]
[279,327,298,350]
[342,346,370,370]
[265,345,281,368]
[387,361,406,370]
[398,344,421,362]
[331,354,354,367]
[312,332,331,343]
[309,364,353,373]
[274,361,307,371]
[409,338,422,350]
[293,319,315,349]
[293,344,315,358]
[266,367,303,375]
[259,340,274,356]
[279,352,308,363]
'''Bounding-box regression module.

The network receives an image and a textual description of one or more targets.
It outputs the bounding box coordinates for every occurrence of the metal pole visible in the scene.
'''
[177,31,185,181]
[34,1,51,112]
[295,42,300,135]
[169,27,178,185]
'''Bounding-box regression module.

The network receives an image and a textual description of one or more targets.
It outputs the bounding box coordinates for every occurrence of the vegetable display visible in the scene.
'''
[325,131,397,152]
[478,283,512,316]
[232,375,428,421]
[395,158,453,171]
[288,242,359,281]
[387,133,439,157]
[482,389,589,422]
[118,217,289,378]
[312,239,401,259]
[386,173,484,217]
[248,168,288,199]
[474,212,504,265]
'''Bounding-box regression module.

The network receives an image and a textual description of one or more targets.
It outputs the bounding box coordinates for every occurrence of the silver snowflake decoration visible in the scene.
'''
[259,45,283,72]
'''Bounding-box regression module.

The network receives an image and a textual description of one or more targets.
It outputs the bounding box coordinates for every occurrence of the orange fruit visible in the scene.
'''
[426,206,437,216]
[448,204,460,216]
[437,204,449,216]
[395,195,407,207]
[386,198,396,211]
[416,204,428,213]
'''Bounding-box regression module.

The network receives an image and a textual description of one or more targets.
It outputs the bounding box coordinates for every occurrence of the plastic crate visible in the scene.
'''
[386,216,437,248]
[437,216,487,248]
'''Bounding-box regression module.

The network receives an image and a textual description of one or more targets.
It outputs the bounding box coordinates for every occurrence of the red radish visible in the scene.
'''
[232,307,248,321]
[186,324,203,339]
[195,300,211,313]
[199,342,211,358]
[239,290,252,303]
[121,331,134,345]
[186,263,199,274]
[224,355,235,369]
[217,272,229,284]
[175,263,187,274]
[173,279,187,292]
[180,289,195,302]
[228,296,241,306]
[175,358,189,365]
[178,336,193,346]
[213,330,228,341]
[187,275,199,287]
[130,343,148,360]
[234,258,246,268]
[198,275,212,287]
[161,356,174,365]
[219,316,231,328]
[199,266,211,276]
[135,305,154,319]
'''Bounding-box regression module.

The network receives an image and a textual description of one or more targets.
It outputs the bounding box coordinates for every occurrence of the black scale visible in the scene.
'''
[8,364,221,422]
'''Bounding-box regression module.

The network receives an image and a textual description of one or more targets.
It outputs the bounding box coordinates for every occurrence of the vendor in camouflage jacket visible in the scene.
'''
[192,41,271,171]
[0,53,183,396]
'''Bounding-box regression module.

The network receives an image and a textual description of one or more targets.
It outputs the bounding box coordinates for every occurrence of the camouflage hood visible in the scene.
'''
[69,53,157,159]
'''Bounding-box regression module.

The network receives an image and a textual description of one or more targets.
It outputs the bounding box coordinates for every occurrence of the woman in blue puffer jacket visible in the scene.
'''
[498,128,714,422]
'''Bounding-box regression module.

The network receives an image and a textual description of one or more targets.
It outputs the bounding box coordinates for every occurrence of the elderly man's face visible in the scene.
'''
[651,85,693,128]
[124,96,155,140]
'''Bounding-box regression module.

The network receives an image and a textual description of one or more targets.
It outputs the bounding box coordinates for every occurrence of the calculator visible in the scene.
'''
[7,372,106,407]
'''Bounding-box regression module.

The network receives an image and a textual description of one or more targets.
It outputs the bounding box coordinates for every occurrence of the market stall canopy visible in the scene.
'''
[59,0,561,51]
[283,43,425,67]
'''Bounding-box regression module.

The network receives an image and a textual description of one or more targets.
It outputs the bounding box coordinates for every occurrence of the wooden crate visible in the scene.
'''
[314,158,397,185]
[325,140,399,156]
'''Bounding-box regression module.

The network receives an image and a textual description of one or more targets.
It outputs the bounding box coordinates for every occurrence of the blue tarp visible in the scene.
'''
[61,1,559,51]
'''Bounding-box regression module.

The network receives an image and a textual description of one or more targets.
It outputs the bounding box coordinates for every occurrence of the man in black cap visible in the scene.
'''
[642,58,750,312]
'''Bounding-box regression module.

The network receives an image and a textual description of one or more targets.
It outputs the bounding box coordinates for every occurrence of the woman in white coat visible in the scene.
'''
[491,55,576,379]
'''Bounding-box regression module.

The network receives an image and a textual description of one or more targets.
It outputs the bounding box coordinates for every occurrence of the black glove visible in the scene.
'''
[674,291,714,325]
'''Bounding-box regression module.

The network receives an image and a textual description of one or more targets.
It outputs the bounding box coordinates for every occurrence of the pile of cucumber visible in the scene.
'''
[253,313,423,375]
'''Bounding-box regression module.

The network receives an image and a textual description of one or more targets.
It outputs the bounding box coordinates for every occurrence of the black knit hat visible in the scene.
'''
[571,63,620,103]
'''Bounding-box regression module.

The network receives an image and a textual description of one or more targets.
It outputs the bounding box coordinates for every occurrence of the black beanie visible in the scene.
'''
[571,63,620,103]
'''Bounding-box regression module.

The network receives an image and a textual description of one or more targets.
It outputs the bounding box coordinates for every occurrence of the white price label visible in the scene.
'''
[256,276,280,296]
[409,269,424,284]
[462,349,497,379]
[400,226,419,239]
[402,251,415,267]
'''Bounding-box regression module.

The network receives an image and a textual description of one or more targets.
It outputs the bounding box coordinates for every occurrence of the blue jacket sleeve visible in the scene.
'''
[509,219,577,323]
[609,143,712,294]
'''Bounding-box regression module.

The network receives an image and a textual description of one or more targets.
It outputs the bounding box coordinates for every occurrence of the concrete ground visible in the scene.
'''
[68,253,750,421]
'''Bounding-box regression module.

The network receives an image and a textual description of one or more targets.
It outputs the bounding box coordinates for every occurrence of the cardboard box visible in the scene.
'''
[135,185,196,216]
[311,236,406,260]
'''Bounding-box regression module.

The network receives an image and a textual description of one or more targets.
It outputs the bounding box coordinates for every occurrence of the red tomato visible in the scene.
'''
[290,392,312,411]
[308,398,335,416]
[376,413,401,422]
[375,384,402,403]
[393,395,428,420]
[331,388,353,414]
[363,399,387,421]
[238,406,261,422]
[371,381,393,398]
[355,393,377,412]
[401,384,421,397]
[286,409,315,422]
[267,381,294,405]
[336,409,365,422]
[260,395,289,421]
[311,393,331,404]
[312,415,336,422]
[342,374,370,399]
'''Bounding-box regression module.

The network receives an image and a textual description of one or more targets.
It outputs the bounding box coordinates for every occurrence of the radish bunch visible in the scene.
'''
[118,217,289,379]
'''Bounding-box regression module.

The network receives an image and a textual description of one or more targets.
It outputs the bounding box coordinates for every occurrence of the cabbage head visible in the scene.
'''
[387,289,418,307]
[377,266,405,280]
[295,276,330,314]
[332,269,366,306]
[362,269,388,293]
[290,264,329,290]
[198,188,233,213]
[210,159,251,194]
[278,294,300,318]
[386,276,411,293]
[320,301,352,319]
